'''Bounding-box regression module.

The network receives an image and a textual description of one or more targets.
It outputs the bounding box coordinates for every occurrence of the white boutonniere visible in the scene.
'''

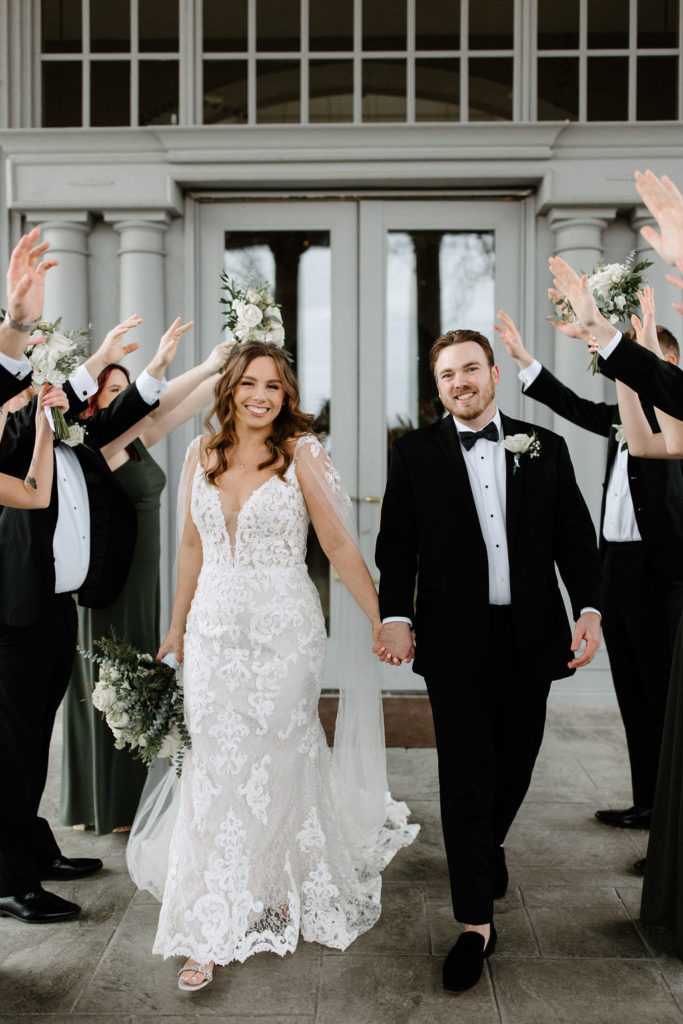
[503,431,541,475]
[612,422,628,452]
[63,422,86,448]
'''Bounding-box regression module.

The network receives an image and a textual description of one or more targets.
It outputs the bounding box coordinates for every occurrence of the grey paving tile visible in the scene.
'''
[379,800,451,893]
[385,747,439,802]
[427,889,538,958]
[618,888,683,991]
[491,958,683,1024]
[527,906,648,959]
[323,883,430,956]
[75,902,320,1016]
[318,954,500,1024]
[507,800,645,868]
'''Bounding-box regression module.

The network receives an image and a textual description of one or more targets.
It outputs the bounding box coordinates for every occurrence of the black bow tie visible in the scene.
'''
[459,422,499,451]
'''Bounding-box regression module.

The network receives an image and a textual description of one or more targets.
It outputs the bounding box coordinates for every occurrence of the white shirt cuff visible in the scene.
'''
[382,616,413,626]
[136,369,168,405]
[68,363,98,401]
[0,349,32,380]
[596,331,622,360]
[580,607,601,618]
[518,359,543,390]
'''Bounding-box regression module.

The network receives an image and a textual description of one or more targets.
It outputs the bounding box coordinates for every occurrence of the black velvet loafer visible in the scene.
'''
[595,806,652,829]
[39,856,103,881]
[443,924,497,993]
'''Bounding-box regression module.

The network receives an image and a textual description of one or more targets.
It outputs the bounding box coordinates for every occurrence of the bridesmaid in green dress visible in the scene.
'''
[60,330,232,833]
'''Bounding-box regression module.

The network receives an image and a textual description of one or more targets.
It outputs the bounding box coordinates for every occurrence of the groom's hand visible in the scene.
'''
[567,611,601,669]
[373,621,414,665]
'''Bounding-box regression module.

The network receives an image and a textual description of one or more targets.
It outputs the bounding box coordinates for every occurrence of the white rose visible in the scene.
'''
[46,331,74,353]
[614,294,626,310]
[92,682,117,713]
[64,423,86,448]
[231,299,245,314]
[240,304,263,328]
[503,433,533,455]
[265,305,282,322]
[107,709,130,731]
[588,270,612,300]
[609,313,620,324]
[246,288,261,304]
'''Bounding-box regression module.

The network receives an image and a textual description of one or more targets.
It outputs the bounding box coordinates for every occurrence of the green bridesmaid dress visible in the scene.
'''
[60,439,166,834]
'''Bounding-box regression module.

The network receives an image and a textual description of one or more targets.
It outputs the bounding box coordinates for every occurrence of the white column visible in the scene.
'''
[27,213,91,329]
[631,207,683,350]
[106,211,172,628]
[547,209,615,525]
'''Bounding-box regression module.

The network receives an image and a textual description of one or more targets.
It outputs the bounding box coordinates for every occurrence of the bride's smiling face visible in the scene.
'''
[233,355,285,430]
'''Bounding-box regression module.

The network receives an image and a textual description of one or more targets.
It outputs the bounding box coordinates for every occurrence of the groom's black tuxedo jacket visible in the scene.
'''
[525,366,683,582]
[599,334,683,420]
[375,412,602,682]
[0,381,156,627]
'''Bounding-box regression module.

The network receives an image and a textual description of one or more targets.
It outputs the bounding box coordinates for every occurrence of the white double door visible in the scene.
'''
[197,197,524,691]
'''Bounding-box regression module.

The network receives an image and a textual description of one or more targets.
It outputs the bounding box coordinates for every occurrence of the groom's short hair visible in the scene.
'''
[429,330,495,377]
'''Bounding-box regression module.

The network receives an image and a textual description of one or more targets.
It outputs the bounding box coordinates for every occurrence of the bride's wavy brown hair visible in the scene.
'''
[203,341,314,486]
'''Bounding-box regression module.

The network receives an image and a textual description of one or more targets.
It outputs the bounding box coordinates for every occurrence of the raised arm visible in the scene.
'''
[0,228,58,362]
[0,384,67,508]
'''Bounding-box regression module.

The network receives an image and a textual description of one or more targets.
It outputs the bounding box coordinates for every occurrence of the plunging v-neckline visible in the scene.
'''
[203,471,281,555]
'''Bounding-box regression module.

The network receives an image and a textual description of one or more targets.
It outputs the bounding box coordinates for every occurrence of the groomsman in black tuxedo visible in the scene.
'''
[0,233,170,925]
[374,330,602,992]
[496,311,683,833]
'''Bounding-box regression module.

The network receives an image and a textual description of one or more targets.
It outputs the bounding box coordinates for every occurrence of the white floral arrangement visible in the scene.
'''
[29,317,89,439]
[64,422,86,448]
[81,632,190,776]
[612,422,628,452]
[552,251,652,374]
[220,274,285,346]
[503,431,541,475]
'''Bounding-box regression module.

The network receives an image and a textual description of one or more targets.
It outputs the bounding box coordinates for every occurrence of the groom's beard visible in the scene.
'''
[444,376,496,423]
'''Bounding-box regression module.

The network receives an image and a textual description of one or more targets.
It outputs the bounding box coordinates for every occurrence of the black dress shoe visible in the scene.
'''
[633,857,646,876]
[494,846,508,900]
[595,806,652,829]
[39,856,103,881]
[0,889,80,923]
[443,924,497,993]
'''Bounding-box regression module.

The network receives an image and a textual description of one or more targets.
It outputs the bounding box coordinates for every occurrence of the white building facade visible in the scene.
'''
[1,0,682,689]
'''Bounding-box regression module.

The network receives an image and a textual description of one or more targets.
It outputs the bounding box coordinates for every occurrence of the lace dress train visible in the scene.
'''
[150,435,418,964]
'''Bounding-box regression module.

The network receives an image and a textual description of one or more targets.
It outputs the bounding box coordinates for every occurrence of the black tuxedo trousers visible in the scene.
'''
[426,606,550,924]
[0,594,77,894]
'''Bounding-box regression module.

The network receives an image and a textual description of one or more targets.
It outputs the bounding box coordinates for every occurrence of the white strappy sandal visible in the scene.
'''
[177,959,214,991]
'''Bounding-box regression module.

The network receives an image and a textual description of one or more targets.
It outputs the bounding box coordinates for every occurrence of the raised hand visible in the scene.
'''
[634,170,683,266]
[630,286,662,356]
[493,311,534,369]
[5,228,58,327]
[548,257,615,347]
[666,259,683,315]
[146,317,194,380]
[203,340,234,374]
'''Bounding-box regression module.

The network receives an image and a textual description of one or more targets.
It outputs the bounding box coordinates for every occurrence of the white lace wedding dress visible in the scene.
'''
[149,434,418,965]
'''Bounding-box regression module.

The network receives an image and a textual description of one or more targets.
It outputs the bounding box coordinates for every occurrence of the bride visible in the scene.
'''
[128,340,418,990]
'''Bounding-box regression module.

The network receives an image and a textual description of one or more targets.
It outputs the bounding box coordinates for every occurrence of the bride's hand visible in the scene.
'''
[157,628,184,664]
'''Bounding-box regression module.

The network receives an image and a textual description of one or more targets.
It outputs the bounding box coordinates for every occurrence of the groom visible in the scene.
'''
[375,329,602,992]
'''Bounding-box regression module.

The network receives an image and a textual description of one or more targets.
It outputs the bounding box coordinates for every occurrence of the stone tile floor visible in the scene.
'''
[2,701,682,1023]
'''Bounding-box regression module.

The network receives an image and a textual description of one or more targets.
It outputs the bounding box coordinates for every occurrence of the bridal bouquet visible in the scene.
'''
[552,251,652,374]
[220,274,285,346]
[29,317,89,439]
[81,632,190,776]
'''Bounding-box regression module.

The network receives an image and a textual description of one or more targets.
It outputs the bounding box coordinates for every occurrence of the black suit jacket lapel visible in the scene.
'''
[435,414,484,537]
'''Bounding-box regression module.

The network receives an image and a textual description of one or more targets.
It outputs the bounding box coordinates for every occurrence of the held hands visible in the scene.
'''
[5,228,58,330]
[493,311,534,368]
[146,317,194,380]
[372,620,415,666]
[35,383,69,435]
[567,611,601,670]
[634,170,683,266]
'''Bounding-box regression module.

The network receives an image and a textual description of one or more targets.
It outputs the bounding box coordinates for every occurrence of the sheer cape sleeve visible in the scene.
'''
[293,435,394,854]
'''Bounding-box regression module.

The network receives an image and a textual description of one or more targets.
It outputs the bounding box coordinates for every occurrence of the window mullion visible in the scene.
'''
[82,0,90,127]
[460,0,469,122]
